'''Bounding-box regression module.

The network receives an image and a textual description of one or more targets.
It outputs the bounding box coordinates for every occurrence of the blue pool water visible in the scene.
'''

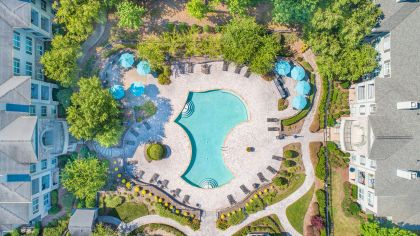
[175,90,248,188]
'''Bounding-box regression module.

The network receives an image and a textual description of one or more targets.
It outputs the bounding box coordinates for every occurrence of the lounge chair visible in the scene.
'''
[227,195,236,205]
[183,195,190,204]
[268,127,280,131]
[273,77,288,98]
[179,64,186,74]
[130,129,139,137]
[149,173,159,183]
[125,140,135,146]
[252,183,259,189]
[272,155,282,161]
[187,63,194,73]
[240,185,250,195]
[276,134,285,140]
[267,166,278,174]
[137,170,145,180]
[257,172,268,182]
[222,61,229,71]
[161,179,169,189]
[234,65,243,74]
[244,68,251,78]
[143,121,151,130]
[172,188,181,197]
[267,118,279,122]
[201,64,210,74]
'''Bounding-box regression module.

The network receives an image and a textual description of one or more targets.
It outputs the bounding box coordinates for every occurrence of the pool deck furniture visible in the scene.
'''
[183,195,191,204]
[268,127,280,131]
[272,155,283,161]
[240,185,250,195]
[137,170,145,180]
[143,121,151,130]
[227,195,237,206]
[161,179,169,189]
[149,173,159,183]
[244,68,251,78]
[267,166,278,175]
[187,63,194,73]
[252,183,259,189]
[234,65,243,74]
[201,64,210,74]
[267,118,279,122]
[273,76,288,99]
[257,172,268,183]
[130,129,139,137]
[172,188,181,197]
[222,61,229,71]
[125,140,135,146]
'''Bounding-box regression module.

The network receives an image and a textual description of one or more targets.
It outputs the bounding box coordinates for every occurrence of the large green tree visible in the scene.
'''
[40,35,80,88]
[361,221,416,236]
[226,0,253,16]
[116,1,146,29]
[53,0,101,42]
[186,0,210,19]
[67,77,123,147]
[272,0,320,25]
[61,157,108,203]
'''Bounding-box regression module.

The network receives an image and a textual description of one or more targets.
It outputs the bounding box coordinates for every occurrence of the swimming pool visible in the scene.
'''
[175,90,248,188]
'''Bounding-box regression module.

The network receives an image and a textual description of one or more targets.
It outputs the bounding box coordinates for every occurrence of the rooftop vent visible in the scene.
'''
[397,101,418,110]
[396,169,418,180]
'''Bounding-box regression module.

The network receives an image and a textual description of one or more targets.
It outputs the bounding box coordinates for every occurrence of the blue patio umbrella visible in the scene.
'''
[130,82,145,97]
[136,61,151,76]
[119,53,135,68]
[291,66,306,81]
[110,85,125,100]
[295,81,311,95]
[292,95,308,110]
[275,60,291,76]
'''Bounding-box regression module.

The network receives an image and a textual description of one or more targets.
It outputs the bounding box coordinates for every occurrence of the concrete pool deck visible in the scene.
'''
[128,61,303,211]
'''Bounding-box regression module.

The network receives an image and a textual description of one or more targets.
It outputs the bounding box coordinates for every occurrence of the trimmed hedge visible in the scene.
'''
[315,147,326,180]
[227,210,247,226]
[155,203,200,230]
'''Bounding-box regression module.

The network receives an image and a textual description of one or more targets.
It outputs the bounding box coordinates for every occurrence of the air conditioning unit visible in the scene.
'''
[397,169,417,180]
[397,101,418,110]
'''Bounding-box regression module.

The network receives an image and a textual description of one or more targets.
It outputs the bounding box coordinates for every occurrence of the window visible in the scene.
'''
[37,45,43,55]
[384,61,391,77]
[13,31,20,50]
[29,105,36,116]
[41,16,49,32]
[359,105,366,115]
[370,159,376,169]
[41,106,47,117]
[32,178,39,195]
[41,159,47,169]
[32,198,39,214]
[51,107,56,116]
[358,171,365,185]
[43,193,50,207]
[25,62,33,76]
[26,37,33,55]
[31,9,39,26]
[358,85,365,100]
[41,86,49,100]
[358,187,364,200]
[41,174,50,190]
[360,155,366,165]
[370,104,376,114]
[13,58,20,75]
[383,34,390,51]
[51,158,57,167]
[41,0,47,11]
[31,83,39,99]
[368,84,375,99]
[368,174,375,189]
[367,191,374,207]
[30,164,37,173]
[37,68,44,80]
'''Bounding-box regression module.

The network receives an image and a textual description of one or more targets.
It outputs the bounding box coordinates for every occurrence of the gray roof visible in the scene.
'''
[368,1,420,227]
[69,209,97,236]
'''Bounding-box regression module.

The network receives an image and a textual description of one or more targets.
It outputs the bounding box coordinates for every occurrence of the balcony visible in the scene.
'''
[358,171,366,185]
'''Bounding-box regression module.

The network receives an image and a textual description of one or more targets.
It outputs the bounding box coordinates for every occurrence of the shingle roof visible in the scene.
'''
[69,209,97,229]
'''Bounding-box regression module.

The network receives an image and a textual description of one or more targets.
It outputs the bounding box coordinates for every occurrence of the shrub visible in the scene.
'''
[261,190,277,205]
[341,81,351,89]
[349,202,361,215]
[278,98,288,111]
[215,25,223,33]
[300,61,313,72]
[216,219,229,230]
[227,210,246,225]
[284,150,298,158]
[203,25,212,33]
[351,184,358,199]
[311,215,325,231]
[316,189,326,219]
[273,177,288,188]
[245,198,265,214]
[158,66,172,85]
[282,108,310,126]
[284,160,296,167]
[56,88,73,109]
[43,217,69,236]
[190,24,203,33]
[315,147,326,180]
[166,22,175,32]
[105,195,123,208]
[177,22,189,33]
[147,143,166,160]
[155,203,199,230]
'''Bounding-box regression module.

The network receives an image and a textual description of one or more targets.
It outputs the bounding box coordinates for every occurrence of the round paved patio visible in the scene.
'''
[125,61,303,211]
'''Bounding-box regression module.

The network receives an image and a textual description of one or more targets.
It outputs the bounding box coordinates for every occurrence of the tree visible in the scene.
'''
[61,157,108,203]
[361,221,416,236]
[226,0,252,16]
[186,0,210,19]
[116,1,146,29]
[53,0,102,42]
[138,36,167,71]
[310,215,324,231]
[56,88,73,109]
[93,223,118,236]
[249,35,281,75]
[67,77,123,147]
[272,0,320,25]
[40,35,80,87]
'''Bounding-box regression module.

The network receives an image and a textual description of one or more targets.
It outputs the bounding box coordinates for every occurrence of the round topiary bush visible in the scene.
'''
[147,143,166,161]
[284,160,296,167]
[284,150,298,158]
[349,201,361,215]
[273,177,288,188]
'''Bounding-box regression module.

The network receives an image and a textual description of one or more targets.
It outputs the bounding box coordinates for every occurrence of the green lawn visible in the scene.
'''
[273,173,306,203]
[108,202,149,223]
[286,185,315,234]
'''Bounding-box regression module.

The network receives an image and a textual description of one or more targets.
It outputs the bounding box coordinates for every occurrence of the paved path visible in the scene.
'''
[120,50,324,236]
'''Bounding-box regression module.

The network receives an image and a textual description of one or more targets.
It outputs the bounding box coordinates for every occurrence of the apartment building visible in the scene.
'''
[337,0,420,229]
[0,0,77,233]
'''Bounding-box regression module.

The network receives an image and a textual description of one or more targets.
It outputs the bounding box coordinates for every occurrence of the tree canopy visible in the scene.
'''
[186,0,210,19]
[116,1,146,29]
[67,77,123,147]
[226,0,253,16]
[61,157,108,203]
[272,0,320,25]
[361,221,416,236]
[40,35,80,88]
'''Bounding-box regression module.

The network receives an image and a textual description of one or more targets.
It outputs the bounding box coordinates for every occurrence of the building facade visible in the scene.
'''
[338,0,420,229]
[0,0,77,233]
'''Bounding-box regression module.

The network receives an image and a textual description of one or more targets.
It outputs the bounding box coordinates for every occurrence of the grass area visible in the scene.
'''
[233,214,284,236]
[273,173,305,202]
[108,202,149,223]
[332,170,361,236]
[286,185,315,234]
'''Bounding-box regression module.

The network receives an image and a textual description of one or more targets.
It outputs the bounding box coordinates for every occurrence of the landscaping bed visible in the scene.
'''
[232,214,284,236]
[128,223,186,236]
